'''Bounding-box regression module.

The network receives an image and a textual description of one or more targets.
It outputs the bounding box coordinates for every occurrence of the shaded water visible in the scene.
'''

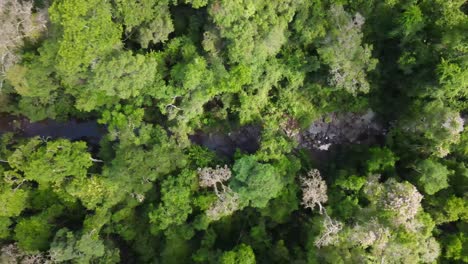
[0,115,104,144]
[189,125,261,158]
[0,112,388,179]
[0,111,384,162]
[0,115,262,157]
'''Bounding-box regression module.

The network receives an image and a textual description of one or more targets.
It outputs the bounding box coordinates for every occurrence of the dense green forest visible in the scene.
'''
[0,0,467,263]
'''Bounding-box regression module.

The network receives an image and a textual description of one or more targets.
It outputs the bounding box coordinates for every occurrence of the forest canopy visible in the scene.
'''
[0,0,467,263]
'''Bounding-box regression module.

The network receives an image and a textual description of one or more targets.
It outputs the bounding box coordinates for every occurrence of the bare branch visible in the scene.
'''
[89,157,104,163]
[197,165,232,196]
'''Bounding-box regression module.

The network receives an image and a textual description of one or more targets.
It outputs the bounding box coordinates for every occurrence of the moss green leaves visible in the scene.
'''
[230,156,283,208]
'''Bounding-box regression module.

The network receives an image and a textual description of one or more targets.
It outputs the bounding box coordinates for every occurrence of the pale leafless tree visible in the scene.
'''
[442,113,464,135]
[206,187,240,221]
[314,216,343,248]
[198,165,232,197]
[324,5,376,94]
[299,169,343,248]
[420,238,440,264]
[348,219,390,250]
[0,243,50,264]
[280,115,300,139]
[380,179,423,229]
[0,0,48,88]
[300,169,328,214]
[198,165,240,220]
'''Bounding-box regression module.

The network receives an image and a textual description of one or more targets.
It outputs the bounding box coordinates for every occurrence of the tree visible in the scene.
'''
[392,4,426,41]
[198,165,232,196]
[390,100,464,158]
[230,156,284,208]
[436,58,468,110]
[14,214,53,252]
[148,170,197,233]
[314,216,343,248]
[366,147,398,173]
[299,169,343,248]
[220,244,256,264]
[0,187,28,217]
[299,169,328,214]
[76,51,157,111]
[0,0,47,88]
[48,0,122,84]
[207,0,301,65]
[413,159,451,195]
[443,232,468,263]
[102,125,187,203]
[5,55,73,121]
[427,195,468,225]
[348,219,390,249]
[379,178,423,228]
[65,175,112,210]
[0,217,11,239]
[8,138,92,186]
[114,0,174,48]
[0,243,49,264]
[198,165,240,221]
[49,228,119,263]
[205,189,240,221]
[317,5,377,94]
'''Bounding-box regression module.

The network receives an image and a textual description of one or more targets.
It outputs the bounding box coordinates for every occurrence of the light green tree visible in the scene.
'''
[220,244,256,264]
[48,0,122,83]
[114,0,174,48]
[8,138,92,186]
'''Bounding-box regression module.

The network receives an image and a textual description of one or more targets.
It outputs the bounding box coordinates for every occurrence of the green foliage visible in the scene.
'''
[0,188,28,217]
[207,0,301,65]
[102,126,187,203]
[149,170,197,233]
[0,217,11,239]
[77,51,157,111]
[436,58,468,110]
[0,1,466,263]
[413,159,451,195]
[366,147,398,173]
[65,176,112,210]
[160,227,194,264]
[114,0,174,48]
[389,100,464,158]
[50,228,119,263]
[394,5,426,39]
[8,138,92,186]
[187,145,219,168]
[428,195,468,224]
[220,244,256,264]
[317,5,377,94]
[334,175,366,192]
[443,232,468,263]
[14,214,53,251]
[230,156,283,208]
[48,0,122,82]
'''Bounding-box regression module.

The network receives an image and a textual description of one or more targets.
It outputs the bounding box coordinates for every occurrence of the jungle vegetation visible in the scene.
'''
[0,0,467,263]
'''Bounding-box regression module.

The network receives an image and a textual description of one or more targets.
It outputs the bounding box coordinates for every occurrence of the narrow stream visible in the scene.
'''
[0,115,262,158]
[0,115,104,144]
[0,111,384,160]
[189,125,261,157]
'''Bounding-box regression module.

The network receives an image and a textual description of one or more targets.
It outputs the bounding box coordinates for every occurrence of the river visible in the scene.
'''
[0,115,104,144]
[0,115,261,158]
